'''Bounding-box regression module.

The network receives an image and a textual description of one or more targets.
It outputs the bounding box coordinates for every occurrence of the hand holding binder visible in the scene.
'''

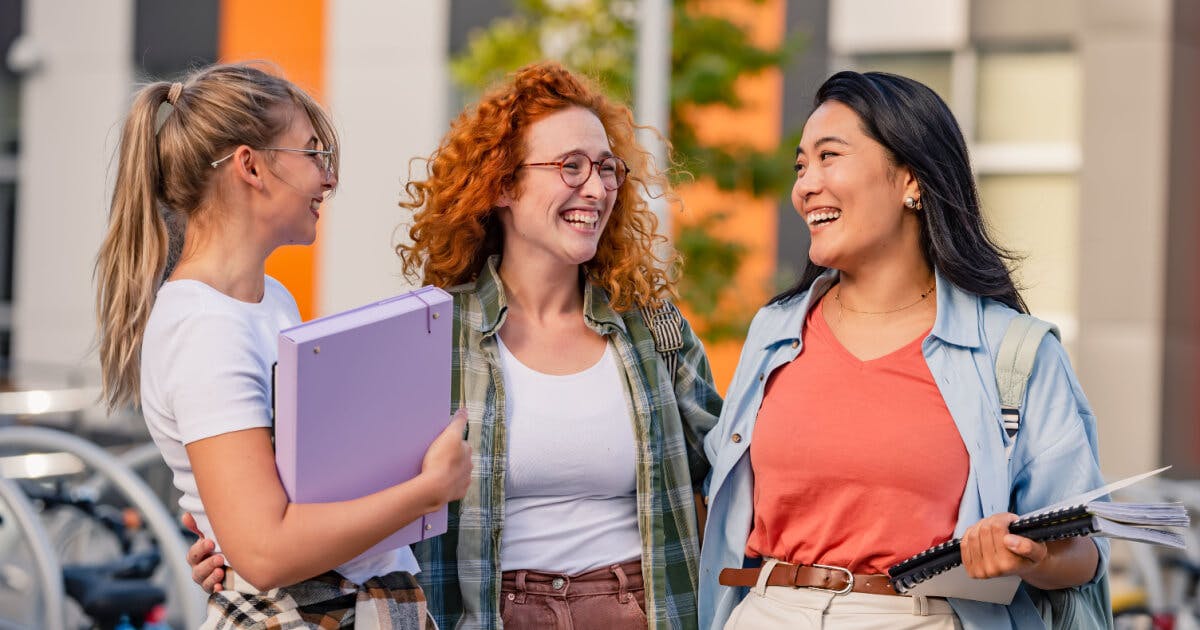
[274,286,455,561]
[419,409,472,505]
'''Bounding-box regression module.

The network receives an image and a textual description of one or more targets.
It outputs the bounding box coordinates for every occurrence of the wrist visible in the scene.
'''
[412,470,449,513]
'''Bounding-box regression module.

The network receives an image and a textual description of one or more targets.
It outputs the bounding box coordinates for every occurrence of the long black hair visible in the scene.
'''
[770,70,1027,313]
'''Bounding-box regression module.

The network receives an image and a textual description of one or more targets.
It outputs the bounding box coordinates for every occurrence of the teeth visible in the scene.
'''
[310,200,321,211]
[806,209,841,225]
[562,210,598,226]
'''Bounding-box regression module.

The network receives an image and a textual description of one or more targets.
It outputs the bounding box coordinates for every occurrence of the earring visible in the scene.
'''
[904,196,918,209]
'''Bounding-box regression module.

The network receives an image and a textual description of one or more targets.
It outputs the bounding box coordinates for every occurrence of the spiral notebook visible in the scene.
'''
[888,467,1188,603]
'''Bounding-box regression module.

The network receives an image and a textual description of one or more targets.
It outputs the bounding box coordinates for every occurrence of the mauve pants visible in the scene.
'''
[500,559,647,629]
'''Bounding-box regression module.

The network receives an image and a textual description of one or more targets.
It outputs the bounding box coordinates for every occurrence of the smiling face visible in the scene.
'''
[259,106,337,246]
[792,101,922,274]
[496,106,617,270]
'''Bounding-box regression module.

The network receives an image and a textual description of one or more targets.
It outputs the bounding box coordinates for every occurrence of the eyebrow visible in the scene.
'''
[556,148,615,160]
[795,136,850,157]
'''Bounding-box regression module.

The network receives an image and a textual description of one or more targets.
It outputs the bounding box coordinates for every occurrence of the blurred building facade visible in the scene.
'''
[1,0,1197,477]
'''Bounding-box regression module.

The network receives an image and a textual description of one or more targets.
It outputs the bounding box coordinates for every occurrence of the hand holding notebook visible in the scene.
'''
[888,466,1189,603]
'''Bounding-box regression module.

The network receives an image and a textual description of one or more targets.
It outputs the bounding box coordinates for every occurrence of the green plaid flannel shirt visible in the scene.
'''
[413,257,722,629]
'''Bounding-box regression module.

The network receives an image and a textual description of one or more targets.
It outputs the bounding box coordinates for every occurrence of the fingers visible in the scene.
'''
[188,536,214,566]
[191,551,226,593]
[1004,534,1048,564]
[962,513,1038,579]
[181,512,202,537]
[961,528,977,577]
[448,410,468,437]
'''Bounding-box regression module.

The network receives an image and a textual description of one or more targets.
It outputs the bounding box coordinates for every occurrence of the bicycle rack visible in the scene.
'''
[0,426,205,628]
[0,476,65,630]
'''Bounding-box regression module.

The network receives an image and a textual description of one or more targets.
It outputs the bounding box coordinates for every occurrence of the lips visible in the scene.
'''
[805,207,841,227]
[560,208,600,228]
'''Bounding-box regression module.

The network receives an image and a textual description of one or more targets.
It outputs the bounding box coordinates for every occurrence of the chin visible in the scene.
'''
[286,232,317,246]
[568,246,600,266]
[806,249,840,270]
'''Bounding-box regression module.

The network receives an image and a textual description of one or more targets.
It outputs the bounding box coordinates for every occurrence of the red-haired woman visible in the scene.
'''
[396,61,721,630]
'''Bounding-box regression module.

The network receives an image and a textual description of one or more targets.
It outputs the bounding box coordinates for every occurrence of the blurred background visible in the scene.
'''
[0,0,1198,626]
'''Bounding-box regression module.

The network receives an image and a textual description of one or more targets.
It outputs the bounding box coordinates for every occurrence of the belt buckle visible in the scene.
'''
[809,563,854,595]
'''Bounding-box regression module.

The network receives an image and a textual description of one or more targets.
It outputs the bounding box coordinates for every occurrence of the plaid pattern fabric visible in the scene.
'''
[201,568,434,629]
[413,256,722,629]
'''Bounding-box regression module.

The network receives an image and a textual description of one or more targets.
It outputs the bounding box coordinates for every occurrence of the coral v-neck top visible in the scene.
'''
[745,298,969,575]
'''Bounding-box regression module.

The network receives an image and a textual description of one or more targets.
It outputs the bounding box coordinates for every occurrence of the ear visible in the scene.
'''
[231,145,266,190]
[899,166,921,207]
[495,186,515,209]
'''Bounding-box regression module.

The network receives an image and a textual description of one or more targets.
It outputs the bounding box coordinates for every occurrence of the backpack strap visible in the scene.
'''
[638,301,684,376]
[995,314,1060,461]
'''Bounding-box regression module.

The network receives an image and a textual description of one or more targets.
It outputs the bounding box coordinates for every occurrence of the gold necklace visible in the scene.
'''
[834,282,936,316]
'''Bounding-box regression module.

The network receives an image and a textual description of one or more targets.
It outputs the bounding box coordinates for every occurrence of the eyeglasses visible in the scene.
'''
[519,152,629,191]
[210,146,336,177]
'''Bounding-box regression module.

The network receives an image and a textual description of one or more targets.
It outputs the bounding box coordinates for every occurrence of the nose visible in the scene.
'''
[322,166,338,191]
[791,166,822,212]
[577,163,607,200]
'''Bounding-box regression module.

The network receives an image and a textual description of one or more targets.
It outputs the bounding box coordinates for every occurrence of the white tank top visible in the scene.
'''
[496,335,642,574]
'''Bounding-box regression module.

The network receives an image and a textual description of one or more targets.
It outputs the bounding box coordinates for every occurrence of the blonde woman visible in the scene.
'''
[95,63,470,628]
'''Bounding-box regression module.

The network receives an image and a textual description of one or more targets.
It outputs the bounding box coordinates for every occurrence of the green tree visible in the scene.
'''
[452,0,802,340]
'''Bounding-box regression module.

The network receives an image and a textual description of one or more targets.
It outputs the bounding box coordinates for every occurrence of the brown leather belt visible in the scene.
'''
[718,563,901,596]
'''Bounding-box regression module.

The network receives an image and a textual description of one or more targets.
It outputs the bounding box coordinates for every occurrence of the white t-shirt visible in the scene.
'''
[496,335,642,575]
[140,277,418,585]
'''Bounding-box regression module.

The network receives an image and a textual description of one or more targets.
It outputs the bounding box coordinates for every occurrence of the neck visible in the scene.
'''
[169,208,272,303]
[496,255,584,322]
[836,254,934,313]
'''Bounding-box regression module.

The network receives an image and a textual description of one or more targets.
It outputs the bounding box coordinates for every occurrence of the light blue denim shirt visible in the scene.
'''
[698,269,1108,629]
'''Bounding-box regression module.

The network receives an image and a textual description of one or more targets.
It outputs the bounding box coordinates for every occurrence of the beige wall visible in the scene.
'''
[12,1,133,371]
[321,1,451,314]
[1077,0,1174,477]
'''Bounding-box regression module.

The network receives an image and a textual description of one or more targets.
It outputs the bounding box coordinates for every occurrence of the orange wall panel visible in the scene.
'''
[677,0,785,393]
[219,0,325,320]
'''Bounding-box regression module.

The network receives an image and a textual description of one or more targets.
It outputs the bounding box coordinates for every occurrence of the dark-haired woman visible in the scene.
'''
[698,71,1106,629]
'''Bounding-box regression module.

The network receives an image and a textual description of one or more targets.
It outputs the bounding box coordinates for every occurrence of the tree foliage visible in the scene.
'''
[452,0,802,340]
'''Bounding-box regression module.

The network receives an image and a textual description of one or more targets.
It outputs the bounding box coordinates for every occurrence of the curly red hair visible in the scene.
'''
[397,61,680,311]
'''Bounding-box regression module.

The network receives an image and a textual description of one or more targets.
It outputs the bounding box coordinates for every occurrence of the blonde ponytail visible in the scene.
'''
[95,63,338,410]
[96,83,173,411]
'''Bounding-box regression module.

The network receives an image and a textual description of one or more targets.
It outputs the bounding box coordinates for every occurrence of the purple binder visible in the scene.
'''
[274,286,451,557]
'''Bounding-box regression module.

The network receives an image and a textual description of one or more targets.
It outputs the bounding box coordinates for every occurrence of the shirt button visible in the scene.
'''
[791,340,799,349]
[552,577,565,590]
[507,593,515,601]
[732,433,742,444]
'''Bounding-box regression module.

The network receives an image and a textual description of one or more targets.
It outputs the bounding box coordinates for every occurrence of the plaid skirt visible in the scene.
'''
[200,567,436,629]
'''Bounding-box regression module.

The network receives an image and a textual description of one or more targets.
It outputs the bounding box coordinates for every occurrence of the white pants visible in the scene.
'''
[724,559,962,630]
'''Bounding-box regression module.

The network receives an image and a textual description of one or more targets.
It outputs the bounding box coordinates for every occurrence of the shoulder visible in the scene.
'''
[743,291,808,345]
[975,298,1064,363]
[263,274,298,305]
[445,281,482,328]
[447,280,479,309]
[447,280,479,296]
[147,282,250,341]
